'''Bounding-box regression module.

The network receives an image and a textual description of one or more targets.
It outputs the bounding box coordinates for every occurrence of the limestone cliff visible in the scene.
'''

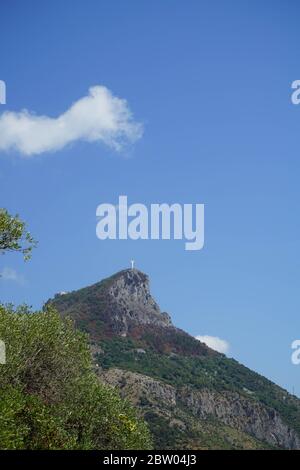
[102,368,300,450]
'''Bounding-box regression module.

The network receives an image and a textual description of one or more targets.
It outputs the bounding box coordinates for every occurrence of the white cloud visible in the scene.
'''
[196,335,230,354]
[0,267,25,284]
[0,85,143,156]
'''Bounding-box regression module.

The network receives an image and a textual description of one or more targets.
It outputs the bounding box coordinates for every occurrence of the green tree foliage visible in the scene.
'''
[0,304,152,450]
[0,208,37,261]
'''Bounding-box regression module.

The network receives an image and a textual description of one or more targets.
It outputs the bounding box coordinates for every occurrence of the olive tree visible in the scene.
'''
[0,208,37,261]
[0,304,152,450]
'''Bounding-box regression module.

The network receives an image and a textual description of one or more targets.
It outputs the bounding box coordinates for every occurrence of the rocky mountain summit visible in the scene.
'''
[48,268,300,449]
[107,269,172,333]
[50,269,173,338]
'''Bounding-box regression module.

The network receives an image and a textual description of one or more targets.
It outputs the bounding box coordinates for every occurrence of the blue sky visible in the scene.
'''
[1,0,300,395]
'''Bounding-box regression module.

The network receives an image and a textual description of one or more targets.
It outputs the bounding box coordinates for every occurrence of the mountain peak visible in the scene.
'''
[112,267,149,283]
[47,268,300,450]
[107,268,172,333]
[48,268,173,338]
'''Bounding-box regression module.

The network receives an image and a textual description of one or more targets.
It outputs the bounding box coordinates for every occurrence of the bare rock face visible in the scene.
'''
[102,368,300,450]
[102,368,177,408]
[107,269,172,334]
[179,387,300,450]
[47,268,173,339]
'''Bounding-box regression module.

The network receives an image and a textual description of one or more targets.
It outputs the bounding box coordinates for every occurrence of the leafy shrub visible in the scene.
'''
[0,304,152,450]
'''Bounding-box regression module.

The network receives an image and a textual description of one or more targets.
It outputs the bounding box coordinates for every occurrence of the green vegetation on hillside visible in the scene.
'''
[0,304,152,450]
[97,336,300,437]
[144,411,269,450]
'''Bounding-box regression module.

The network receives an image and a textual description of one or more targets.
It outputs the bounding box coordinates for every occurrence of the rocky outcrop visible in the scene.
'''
[102,367,177,408]
[107,269,172,333]
[47,268,173,339]
[179,387,300,450]
[102,368,300,450]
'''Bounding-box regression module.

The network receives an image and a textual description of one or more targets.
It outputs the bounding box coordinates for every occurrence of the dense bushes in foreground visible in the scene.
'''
[0,304,152,450]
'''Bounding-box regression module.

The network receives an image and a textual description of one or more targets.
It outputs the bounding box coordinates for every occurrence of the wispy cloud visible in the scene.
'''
[0,86,143,156]
[0,267,25,285]
[196,335,230,354]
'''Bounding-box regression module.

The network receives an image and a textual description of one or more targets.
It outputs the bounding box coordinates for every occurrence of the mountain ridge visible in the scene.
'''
[47,268,300,449]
